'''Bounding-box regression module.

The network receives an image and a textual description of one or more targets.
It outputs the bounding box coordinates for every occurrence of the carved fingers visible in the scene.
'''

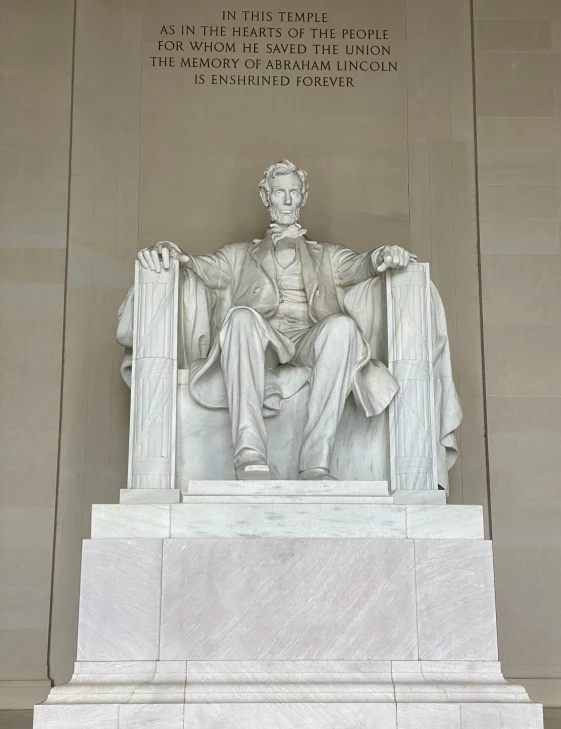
[375,245,417,272]
[137,241,187,272]
[150,249,161,273]
[138,249,154,271]
[161,245,170,270]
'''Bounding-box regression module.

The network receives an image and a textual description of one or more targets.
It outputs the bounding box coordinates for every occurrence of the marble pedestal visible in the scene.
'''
[34,482,544,728]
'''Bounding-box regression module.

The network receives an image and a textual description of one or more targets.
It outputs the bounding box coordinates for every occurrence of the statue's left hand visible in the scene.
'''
[373,245,417,273]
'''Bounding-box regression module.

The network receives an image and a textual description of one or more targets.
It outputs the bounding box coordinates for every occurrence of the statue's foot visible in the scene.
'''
[236,463,271,480]
[236,448,271,481]
[235,450,271,480]
[299,468,337,481]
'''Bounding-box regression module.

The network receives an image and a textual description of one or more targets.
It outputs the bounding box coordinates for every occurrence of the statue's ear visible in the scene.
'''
[301,189,309,207]
[259,189,270,208]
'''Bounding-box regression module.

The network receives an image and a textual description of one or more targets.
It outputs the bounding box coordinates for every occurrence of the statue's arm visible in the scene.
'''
[332,245,383,286]
[333,244,416,286]
[185,246,233,290]
[137,240,233,290]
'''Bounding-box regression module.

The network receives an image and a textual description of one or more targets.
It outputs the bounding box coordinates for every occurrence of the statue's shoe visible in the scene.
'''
[235,463,271,480]
[299,468,338,481]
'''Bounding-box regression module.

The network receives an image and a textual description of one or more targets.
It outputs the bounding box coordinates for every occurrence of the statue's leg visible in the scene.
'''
[219,308,270,476]
[293,314,362,475]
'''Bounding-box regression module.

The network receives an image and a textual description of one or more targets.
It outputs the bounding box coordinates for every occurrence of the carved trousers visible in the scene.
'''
[219,308,363,472]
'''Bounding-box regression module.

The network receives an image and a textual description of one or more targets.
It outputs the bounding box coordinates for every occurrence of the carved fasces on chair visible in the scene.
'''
[128,260,179,489]
[386,263,438,490]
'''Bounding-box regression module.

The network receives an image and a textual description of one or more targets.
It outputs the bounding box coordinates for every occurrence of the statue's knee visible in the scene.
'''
[323,314,359,340]
[226,307,260,331]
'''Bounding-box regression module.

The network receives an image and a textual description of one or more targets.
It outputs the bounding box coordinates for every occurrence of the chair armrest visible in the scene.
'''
[127,259,180,490]
[386,262,438,491]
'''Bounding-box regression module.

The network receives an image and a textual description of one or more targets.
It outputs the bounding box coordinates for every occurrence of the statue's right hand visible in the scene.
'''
[137,241,189,272]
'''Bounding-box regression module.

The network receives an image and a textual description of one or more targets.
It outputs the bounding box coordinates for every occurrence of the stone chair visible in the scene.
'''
[125,259,456,491]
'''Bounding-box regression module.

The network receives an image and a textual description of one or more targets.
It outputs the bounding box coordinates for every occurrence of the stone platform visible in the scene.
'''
[34,482,544,728]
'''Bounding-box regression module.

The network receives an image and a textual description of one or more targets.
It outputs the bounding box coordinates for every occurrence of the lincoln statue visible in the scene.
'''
[118,160,430,481]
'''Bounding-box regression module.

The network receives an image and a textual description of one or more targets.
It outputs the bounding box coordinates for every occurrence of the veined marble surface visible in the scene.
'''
[160,538,417,661]
[120,488,180,504]
[36,523,543,729]
[75,537,497,664]
[183,479,390,496]
[44,658,532,704]
[92,502,484,540]
[34,699,544,729]
[415,540,498,661]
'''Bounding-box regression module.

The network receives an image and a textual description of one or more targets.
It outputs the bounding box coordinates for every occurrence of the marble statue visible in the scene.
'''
[117,160,462,484]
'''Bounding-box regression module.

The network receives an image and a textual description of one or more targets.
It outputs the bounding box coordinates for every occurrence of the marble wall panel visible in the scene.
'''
[415,540,498,661]
[160,539,417,661]
[77,540,162,661]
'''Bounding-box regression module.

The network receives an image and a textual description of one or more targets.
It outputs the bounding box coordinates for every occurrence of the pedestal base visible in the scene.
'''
[36,658,544,728]
[34,483,544,728]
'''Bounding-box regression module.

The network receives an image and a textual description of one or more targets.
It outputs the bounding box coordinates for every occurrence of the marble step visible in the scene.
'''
[120,483,447,506]
[184,479,391,497]
[92,502,484,540]
[35,700,544,729]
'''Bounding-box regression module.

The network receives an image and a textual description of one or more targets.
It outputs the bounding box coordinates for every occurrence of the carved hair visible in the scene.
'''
[259,159,309,207]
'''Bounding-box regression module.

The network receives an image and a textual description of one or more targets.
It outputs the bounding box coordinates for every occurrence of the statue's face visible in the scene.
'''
[267,172,305,225]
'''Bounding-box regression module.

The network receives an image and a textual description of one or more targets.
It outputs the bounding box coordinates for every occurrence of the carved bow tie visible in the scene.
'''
[269,223,308,245]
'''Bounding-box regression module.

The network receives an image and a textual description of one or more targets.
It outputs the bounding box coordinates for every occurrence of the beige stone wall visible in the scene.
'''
[473,0,561,706]
[0,0,74,709]
[48,0,143,684]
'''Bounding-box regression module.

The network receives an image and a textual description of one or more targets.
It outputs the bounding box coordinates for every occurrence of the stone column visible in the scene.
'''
[128,260,179,489]
[386,263,438,490]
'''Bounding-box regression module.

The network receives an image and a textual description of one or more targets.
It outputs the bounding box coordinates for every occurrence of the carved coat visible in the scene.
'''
[178,232,399,417]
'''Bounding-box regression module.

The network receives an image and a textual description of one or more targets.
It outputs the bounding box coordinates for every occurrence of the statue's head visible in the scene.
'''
[259,159,309,225]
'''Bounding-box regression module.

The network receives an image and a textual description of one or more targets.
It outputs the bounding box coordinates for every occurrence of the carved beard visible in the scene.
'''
[268,201,301,226]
